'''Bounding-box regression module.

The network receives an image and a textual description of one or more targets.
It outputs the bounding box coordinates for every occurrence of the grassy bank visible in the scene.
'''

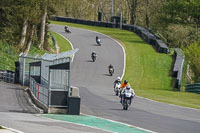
[0,31,72,71]
[51,21,200,109]
[50,31,72,52]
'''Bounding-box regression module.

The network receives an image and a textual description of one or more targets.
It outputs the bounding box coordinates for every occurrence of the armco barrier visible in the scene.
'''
[185,83,200,94]
[0,70,15,83]
[122,24,169,54]
[52,16,169,54]
[173,48,185,89]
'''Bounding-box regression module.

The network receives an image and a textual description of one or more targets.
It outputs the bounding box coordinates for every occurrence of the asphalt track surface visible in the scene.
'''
[50,24,200,133]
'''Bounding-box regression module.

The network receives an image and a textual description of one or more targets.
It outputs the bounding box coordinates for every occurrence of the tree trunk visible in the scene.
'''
[145,0,150,28]
[18,18,28,49]
[38,4,47,49]
[128,0,138,25]
[24,25,35,54]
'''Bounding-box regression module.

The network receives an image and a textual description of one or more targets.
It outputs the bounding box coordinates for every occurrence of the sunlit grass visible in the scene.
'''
[50,31,72,52]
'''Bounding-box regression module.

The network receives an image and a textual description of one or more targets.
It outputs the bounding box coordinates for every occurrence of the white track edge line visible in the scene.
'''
[1,126,24,133]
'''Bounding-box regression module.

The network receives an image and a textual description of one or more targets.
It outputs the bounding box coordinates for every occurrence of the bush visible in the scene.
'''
[183,42,200,82]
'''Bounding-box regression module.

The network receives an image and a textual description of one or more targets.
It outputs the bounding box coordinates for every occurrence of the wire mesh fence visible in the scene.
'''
[18,49,78,107]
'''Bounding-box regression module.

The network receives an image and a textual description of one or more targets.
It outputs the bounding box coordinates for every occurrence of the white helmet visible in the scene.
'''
[117,77,121,80]
[126,85,131,89]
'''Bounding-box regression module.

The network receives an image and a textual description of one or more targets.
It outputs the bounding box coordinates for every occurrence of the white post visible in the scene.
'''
[111,0,114,17]
[23,58,26,86]
[120,12,122,29]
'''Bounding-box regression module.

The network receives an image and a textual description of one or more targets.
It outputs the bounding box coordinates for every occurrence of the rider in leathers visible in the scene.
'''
[121,85,135,105]
[120,80,130,103]
[113,77,121,88]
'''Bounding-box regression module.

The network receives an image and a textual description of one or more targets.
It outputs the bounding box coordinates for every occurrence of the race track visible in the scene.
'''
[50,24,200,133]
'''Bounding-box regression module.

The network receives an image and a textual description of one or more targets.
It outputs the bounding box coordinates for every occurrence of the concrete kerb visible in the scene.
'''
[25,87,47,113]
[26,85,82,114]
[26,87,69,114]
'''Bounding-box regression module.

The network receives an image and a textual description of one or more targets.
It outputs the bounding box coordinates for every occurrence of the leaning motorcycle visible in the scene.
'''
[114,82,121,96]
[109,68,114,76]
[122,92,133,110]
[65,28,71,33]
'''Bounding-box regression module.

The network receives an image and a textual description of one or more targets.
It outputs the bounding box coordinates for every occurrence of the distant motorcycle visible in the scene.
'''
[96,36,101,46]
[109,68,114,76]
[122,92,133,110]
[91,53,97,62]
[114,82,121,96]
[96,38,101,46]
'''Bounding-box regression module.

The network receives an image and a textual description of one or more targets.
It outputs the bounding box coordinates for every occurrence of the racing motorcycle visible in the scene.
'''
[114,82,121,96]
[122,92,133,110]
[109,68,114,76]
[91,54,97,62]
[96,38,101,46]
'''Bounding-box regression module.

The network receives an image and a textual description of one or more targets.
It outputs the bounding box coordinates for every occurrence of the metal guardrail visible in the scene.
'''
[185,83,200,94]
[30,77,49,105]
[0,70,15,83]
[173,48,185,90]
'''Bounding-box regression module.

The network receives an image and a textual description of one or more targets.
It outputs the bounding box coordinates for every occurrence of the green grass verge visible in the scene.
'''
[50,31,72,52]
[50,20,200,109]
[0,126,5,129]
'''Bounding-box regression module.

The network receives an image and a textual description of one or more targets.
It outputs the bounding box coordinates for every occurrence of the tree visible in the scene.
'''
[38,0,48,49]
[183,42,200,82]
[126,0,139,25]
[24,25,36,54]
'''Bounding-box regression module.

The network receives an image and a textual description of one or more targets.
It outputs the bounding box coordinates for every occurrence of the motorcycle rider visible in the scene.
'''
[91,51,97,61]
[108,64,114,72]
[96,36,99,42]
[96,36,101,45]
[120,80,130,103]
[64,25,68,30]
[64,25,70,32]
[113,77,121,88]
[121,85,135,105]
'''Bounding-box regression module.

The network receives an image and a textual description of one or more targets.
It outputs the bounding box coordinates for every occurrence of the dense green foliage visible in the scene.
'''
[0,41,18,71]
[183,42,200,82]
